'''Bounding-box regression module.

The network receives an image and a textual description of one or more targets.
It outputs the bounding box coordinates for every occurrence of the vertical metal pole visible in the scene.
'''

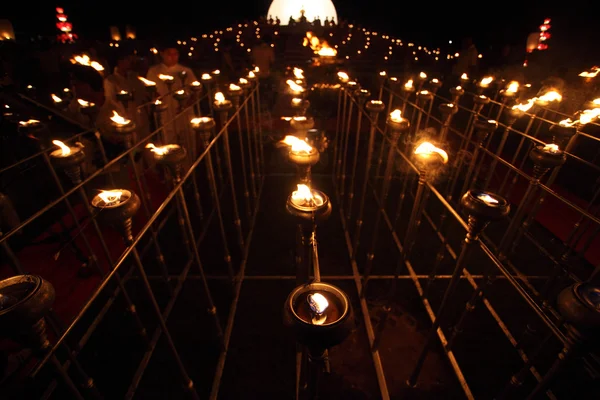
[498,114,536,195]
[243,90,258,200]
[256,82,265,178]
[332,88,343,177]
[336,89,349,183]
[218,110,245,251]
[345,105,365,220]
[232,98,253,219]
[200,136,235,282]
[250,85,262,180]
[339,99,354,197]
[127,150,172,290]
[483,124,513,190]
[351,107,382,260]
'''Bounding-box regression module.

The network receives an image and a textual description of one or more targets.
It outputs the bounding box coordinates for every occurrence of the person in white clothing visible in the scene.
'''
[146,44,197,146]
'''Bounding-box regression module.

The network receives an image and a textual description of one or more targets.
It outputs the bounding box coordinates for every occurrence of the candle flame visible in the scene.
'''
[390,109,403,122]
[281,135,313,153]
[52,140,71,156]
[158,74,174,81]
[478,193,498,204]
[461,73,469,80]
[379,71,387,77]
[214,92,226,103]
[480,76,494,87]
[286,79,304,93]
[293,67,304,79]
[212,69,221,75]
[138,76,157,86]
[191,80,201,87]
[201,73,212,80]
[404,79,413,89]
[229,83,241,91]
[292,98,303,105]
[98,190,123,206]
[110,110,131,125]
[155,99,162,105]
[512,99,534,112]
[455,86,462,90]
[118,90,129,95]
[176,89,185,95]
[71,54,105,72]
[190,116,213,125]
[431,78,440,84]
[303,31,337,57]
[51,94,62,103]
[414,142,448,164]
[308,292,329,316]
[420,90,429,95]
[239,77,248,85]
[146,143,177,156]
[536,90,562,103]
[337,72,349,82]
[291,184,323,206]
[543,143,560,153]
[579,66,600,78]
[77,99,94,107]
[19,119,40,126]
[419,72,427,79]
[248,71,256,78]
[506,81,519,93]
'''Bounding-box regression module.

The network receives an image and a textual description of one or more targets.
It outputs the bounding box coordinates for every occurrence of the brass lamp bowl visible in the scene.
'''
[460,190,510,221]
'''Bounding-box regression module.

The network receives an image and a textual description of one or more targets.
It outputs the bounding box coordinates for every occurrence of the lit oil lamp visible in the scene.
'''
[549,120,577,148]
[116,89,133,109]
[449,86,464,103]
[478,76,494,93]
[201,73,212,82]
[402,79,415,94]
[108,110,136,148]
[460,73,470,84]
[429,78,442,93]
[346,81,359,92]
[18,119,42,134]
[534,90,562,107]
[439,102,458,118]
[337,71,350,84]
[416,89,433,104]
[290,115,315,133]
[90,189,141,242]
[473,94,490,107]
[377,70,387,89]
[557,282,600,338]
[286,183,331,220]
[49,139,86,184]
[366,99,385,115]
[213,91,232,112]
[283,281,352,358]
[190,116,216,144]
[529,142,567,178]
[238,77,250,91]
[190,80,203,94]
[158,74,175,92]
[356,89,371,105]
[227,83,243,108]
[51,93,65,108]
[281,135,319,182]
[77,98,97,116]
[291,97,310,116]
[173,89,188,108]
[461,190,510,229]
[413,141,448,172]
[501,81,519,98]
[146,143,187,182]
[286,79,305,97]
[416,71,428,90]
[0,275,56,352]
[152,98,168,115]
[388,109,410,133]
[138,76,157,94]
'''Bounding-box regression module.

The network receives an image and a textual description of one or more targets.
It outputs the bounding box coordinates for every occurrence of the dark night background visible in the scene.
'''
[1,0,599,62]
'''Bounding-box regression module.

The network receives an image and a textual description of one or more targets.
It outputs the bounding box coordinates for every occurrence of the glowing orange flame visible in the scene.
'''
[281,135,313,153]
[479,76,494,87]
[110,110,131,125]
[98,190,123,206]
[291,184,324,207]
[477,193,498,204]
[158,74,174,81]
[293,68,304,79]
[51,94,62,103]
[286,79,304,93]
[543,143,560,153]
[579,66,600,78]
[214,92,226,103]
[303,31,337,57]
[138,76,156,86]
[390,109,403,122]
[414,142,448,164]
[52,140,71,156]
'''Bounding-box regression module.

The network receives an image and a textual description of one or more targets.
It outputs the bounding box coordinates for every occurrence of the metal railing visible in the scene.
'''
[0,76,264,399]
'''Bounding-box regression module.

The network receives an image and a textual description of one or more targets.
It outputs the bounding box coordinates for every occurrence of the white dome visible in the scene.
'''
[267,0,338,25]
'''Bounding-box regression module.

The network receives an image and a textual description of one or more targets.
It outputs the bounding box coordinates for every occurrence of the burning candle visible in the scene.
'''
[286,79,304,94]
[77,99,95,108]
[110,110,131,127]
[292,98,303,106]
[337,72,350,83]
[504,81,519,95]
[419,72,427,80]
[477,193,499,205]
[19,119,40,127]
[293,67,304,80]
[51,94,62,104]
[191,80,201,87]
[307,292,329,325]
[290,184,324,208]
[542,143,560,154]
[414,142,449,165]
[201,73,212,81]
[50,139,82,158]
[158,74,174,82]
[239,77,248,85]
[212,69,221,76]
[479,76,494,88]
[138,76,157,87]
[146,143,181,156]
[460,73,469,82]
[403,79,414,91]
[229,83,241,93]
[390,109,404,123]
[214,92,227,105]
[93,189,127,208]
[379,71,387,77]
[248,71,256,79]
[282,135,313,154]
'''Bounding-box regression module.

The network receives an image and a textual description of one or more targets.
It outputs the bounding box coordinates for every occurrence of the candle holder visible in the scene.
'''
[116,90,133,110]
[190,80,203,95]
[49,140,86,184]
[283,282,352,353]
[413,141,448,176]
[429,78,442,94]
[416,72,428,91]
[152,100,169,142]
[449,86,464,104]
[529,143,567,178]
[0,275,55,351]
[178,70,187,88]
[227,84,243,106]
[91,189,141,243]
[415,90,434,132]
[284,138,320,184]
[214,94,232,114]
[77,99,98,120]
[139,77,157,95]
[173,89,188,109]
[548,123,577,148]
[286,185,332,224]
[473,94,490,110]
[158,74,175,93]
[290,116,315,134]
[147,144,187,182]
[191,117,215,143]
[108,112,136,149]
[439,103,458,142]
